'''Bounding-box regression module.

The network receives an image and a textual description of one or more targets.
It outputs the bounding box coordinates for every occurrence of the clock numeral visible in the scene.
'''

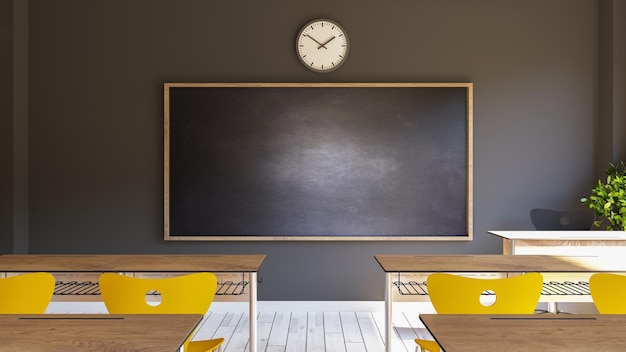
[310,62,314,67]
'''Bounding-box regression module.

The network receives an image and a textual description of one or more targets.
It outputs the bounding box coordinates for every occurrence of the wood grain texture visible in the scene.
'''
[374,254,626,273]
[0,254,264,272]
[419,314,626,351]
[0,314,201,352]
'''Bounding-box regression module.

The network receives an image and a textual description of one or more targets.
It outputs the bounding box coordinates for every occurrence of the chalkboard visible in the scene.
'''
[164,83,473,241]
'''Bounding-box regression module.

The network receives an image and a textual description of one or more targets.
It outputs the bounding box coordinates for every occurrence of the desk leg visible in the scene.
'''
[385,272,393,352]
[547,302,558,314]
[249,272,258,352]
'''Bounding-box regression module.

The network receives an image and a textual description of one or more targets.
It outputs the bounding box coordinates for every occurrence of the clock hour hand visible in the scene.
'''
[305,34,328,49]
[318,36,336,49]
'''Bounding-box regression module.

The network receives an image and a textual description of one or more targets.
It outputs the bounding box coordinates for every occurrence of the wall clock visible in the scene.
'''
[296,19,349,73]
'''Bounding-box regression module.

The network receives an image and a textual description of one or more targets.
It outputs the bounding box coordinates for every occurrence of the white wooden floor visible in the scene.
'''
[192,310,433,352]
[46,302,437,352]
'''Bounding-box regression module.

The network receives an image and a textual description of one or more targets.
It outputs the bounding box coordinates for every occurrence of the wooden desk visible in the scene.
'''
[0,254,264,352]
[374,254,626,352]
[419,314,626,351]
[0,314,202,352]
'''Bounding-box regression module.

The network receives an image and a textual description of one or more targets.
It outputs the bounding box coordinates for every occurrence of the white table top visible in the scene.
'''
[488,230,626,240]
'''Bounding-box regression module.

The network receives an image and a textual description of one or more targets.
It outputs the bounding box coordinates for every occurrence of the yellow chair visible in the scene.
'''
[415,272,544,352]
[98,272,224,352]
[589,273,626,313]
[0,272,56,314]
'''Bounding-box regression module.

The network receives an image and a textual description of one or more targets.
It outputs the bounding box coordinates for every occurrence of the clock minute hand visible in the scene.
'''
[318,36,336,49]
[305,34,328,49]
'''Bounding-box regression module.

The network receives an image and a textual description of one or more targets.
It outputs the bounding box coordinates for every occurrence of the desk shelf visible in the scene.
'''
[393,280,590,296]
[391,272,592,303]
[0,272,251,302]
[52,279,249,298]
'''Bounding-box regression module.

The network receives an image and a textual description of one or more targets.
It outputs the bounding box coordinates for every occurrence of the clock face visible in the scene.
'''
[296,19,349,73]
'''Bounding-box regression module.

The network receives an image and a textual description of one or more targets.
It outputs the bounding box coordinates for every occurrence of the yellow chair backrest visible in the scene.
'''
[98,272,218,315]
[589,273,626,313]
[426,272,544,314]
[99,272,222,352]
[415,272,544,351]
[0,272,56,314]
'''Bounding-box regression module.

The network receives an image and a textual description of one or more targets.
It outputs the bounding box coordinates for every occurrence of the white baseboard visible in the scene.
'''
[211,301,391,312]
[46,301,434,314]
[46,301,598,315]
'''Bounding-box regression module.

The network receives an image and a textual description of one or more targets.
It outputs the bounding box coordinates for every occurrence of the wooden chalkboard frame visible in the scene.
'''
[164,83,473,241]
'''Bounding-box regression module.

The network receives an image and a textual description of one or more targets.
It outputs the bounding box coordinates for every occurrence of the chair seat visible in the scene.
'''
[415,338,441,352]
[188,337,225,352]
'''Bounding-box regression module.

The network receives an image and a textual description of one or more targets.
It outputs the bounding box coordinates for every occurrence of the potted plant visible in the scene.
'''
[581,161,626,230]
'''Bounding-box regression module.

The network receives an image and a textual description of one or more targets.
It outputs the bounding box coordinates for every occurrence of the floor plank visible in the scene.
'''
[227,312,252,352]
[257,311,276,352]
[286,311,307,352]
[307,312,326,352]
[339,312,363,344]
[357,313,385,352]
[324,333,347,352]
[267,311,291,348]
[323,312,342,334]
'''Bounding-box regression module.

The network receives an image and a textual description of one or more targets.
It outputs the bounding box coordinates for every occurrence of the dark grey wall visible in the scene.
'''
[0,0,13,253]
[1,0,28,254]
[609,0,626,162]
[4,0,624,300]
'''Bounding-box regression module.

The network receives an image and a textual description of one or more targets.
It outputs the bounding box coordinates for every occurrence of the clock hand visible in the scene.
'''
[305,34,328,49]
[318,36,336,49]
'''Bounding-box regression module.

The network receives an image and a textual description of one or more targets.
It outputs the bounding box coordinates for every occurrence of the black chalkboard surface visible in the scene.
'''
[164,83,473,241]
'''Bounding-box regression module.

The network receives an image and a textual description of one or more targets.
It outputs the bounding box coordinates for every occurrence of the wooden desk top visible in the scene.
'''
[489,230,626,241]
[374,254,626,273]
[419,314,626,351]
[0,314,202,352]
[0,254,265,272]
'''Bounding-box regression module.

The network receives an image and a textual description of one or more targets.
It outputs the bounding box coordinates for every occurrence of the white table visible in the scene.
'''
[488,230,626,256]
[489,230,626,311]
